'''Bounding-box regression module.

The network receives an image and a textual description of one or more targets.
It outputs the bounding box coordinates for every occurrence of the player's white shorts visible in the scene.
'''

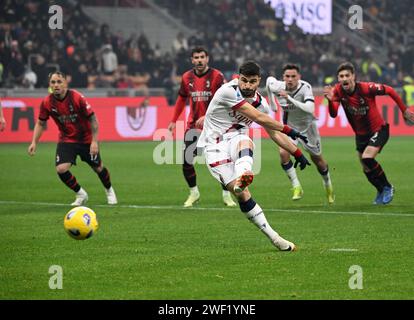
[289,121,322,156]
[203,133,254,186]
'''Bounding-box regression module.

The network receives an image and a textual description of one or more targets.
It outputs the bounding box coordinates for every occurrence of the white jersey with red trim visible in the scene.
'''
[197,78,269,148]
[276,79,316,132]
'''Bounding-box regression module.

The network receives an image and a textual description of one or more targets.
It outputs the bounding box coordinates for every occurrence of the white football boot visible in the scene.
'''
[71,187,88,206]
[272,236,297,252]
[183,190,200,207]
[105,186,118,205]
[222,191,237,207]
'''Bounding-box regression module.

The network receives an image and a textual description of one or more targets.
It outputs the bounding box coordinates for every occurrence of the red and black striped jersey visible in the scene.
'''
[176,68,224,129]
[39,89,95,143]
[330,82,387,135]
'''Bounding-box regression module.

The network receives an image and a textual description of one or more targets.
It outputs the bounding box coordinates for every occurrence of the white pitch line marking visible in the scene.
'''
[0,200,414,218]
[329,248,359,252]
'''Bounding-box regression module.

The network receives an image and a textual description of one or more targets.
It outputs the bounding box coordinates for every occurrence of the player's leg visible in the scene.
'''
[182,129,200,207]
[79,144,117,205]
[226,181,296,251]
[302,121,334,203]
[92,163,118,205]
[230,136,294,250]
[55,143,88,205]
[206,143,295,252]
[233,138,254,194]
[360,147,393,204]
[221,183,237,207]
[359,124,393,204]
[310,154,335,204]
[214,139,237,207]
[279,147,303,200]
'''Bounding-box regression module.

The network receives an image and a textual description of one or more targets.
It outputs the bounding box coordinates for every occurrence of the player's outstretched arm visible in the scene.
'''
[403,108,414,124]
[286,95,315,114]
[237,102,308,138]
[237,103,308,142]
[89,114,99,156]
[28,120,46,156]
[266,76,283,112]
[324,85,339,118]
[195,116,205,130]
[168,95,187,132]
[383,85,414,123]
[237,102,283,130]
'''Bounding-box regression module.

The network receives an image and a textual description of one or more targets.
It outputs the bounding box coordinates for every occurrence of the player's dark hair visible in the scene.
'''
[337,62,355,75]
[48,71,67,81]
[239,61,261,77]
[191,47,208,57]
[283,63,300,73]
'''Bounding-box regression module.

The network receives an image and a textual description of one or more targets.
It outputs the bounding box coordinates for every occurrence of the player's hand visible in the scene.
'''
[28,143,36,156]
[0,117,6,131]
[294,153,311,170]
[403,107,414,124]
[195,116,205,130]
[283,126,308,144]
[278,90,288,98]
[323,85,334,101]
[168,122,176,132]
[293,130,309,144]
[90,141,99,159]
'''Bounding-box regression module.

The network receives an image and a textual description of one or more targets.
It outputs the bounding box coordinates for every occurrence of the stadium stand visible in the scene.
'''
[0,0,413,93]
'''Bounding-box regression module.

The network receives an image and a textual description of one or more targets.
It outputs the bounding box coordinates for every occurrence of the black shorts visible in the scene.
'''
[55,143,102,167]
[355,124,390,153]
[183,128,202,165]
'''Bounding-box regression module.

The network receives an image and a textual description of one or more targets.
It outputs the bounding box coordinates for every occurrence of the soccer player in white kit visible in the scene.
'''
[266,64,335,204]
[196,61,311,251]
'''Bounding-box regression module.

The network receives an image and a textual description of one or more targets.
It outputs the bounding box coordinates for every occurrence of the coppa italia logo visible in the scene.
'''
[115,105,158,138]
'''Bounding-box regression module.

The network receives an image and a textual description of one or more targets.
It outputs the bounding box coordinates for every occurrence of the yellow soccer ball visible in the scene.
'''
[64,206,99,240]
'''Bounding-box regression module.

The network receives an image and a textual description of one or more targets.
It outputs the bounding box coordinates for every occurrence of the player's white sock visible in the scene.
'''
[240,198,278,240]
[235,156,253,177]
[190,186,200,195]
[222,190,232,197]
[282,160,300,187]
[319,167,332,187]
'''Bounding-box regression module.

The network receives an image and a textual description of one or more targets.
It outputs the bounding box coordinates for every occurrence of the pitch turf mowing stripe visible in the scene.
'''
[1,200,414,218]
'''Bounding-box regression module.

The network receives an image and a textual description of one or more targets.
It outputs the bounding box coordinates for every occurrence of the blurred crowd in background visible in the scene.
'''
[1,0,414,96]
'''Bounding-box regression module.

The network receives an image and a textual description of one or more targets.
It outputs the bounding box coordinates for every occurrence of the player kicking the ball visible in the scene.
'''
[197,61,311,251]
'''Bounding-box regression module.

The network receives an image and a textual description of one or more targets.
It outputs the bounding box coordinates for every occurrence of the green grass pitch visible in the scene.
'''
[0,137,413,299]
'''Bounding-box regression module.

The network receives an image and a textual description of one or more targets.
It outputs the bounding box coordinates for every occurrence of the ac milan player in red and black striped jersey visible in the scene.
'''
[28,72,117,206]
[324,62,414,205]
[168,47,237,207]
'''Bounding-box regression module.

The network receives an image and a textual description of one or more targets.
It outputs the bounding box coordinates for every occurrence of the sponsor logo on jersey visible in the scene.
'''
[191,91,212,102]
[345,105,369,115]
[57,113,78,124]
[228,110,253,126]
